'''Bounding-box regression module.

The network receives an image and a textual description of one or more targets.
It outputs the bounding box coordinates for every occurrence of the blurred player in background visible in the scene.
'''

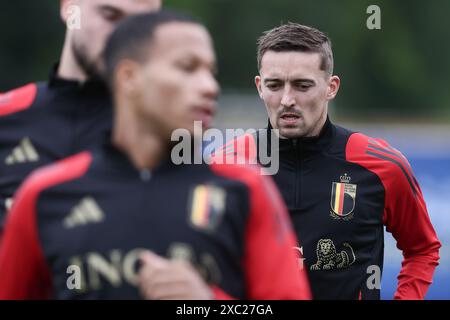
[0,10,311,300]
[215,22,441,300]
[0,0,161,232]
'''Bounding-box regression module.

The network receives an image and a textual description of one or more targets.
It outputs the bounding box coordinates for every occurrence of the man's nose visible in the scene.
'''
[280,86,295,108]
[199,71,220,99]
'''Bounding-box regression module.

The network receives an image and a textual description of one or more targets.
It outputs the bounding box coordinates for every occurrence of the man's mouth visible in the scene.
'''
[279,113,301,125]
[193,105,215,128]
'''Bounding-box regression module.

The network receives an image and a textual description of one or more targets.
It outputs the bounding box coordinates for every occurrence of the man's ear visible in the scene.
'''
[327,75,340,100]
[59,0,80,23]
[60,0,73,22]
[115,60,140,98]
[255,75,263,99]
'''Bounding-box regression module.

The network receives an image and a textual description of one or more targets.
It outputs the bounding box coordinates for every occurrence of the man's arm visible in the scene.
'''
[0,152,92,299]
[380,152,441,300]
[0,172,52,299]
[0,83,39,233]
[347,133,441,300]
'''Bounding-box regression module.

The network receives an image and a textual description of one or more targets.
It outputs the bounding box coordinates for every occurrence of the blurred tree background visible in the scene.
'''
[1,0,449,121]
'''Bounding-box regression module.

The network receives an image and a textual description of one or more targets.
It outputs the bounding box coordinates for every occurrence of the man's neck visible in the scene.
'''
[115,133,166,171]
[112,105,167,171]
[57,34,87,82]
[308,112,328,138]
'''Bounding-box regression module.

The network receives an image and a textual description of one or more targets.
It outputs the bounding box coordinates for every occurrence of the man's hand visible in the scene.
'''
[138,250,214,300]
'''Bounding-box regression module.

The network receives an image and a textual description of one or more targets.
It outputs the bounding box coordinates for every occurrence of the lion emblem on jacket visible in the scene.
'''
[310,239,356,271]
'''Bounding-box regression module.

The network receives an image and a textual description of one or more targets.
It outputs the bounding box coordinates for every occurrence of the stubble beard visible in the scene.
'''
[71,39,104,82]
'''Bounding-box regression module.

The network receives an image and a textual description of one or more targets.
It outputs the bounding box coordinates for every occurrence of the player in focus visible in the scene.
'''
[214,22,441,300]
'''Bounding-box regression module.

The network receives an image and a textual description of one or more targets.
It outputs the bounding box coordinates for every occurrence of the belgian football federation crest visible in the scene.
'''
[188,184,226,232]
[330,173,357,220]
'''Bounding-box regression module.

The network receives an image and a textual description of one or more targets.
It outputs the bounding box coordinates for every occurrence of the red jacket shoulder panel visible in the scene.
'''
[0,83,38,117]
[211,134,258,164]
[346,132,420,201]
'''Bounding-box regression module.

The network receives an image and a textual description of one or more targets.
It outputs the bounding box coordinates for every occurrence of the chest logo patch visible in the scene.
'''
[5,137,40,165]
[64,196,105,229]
[310,239,356,271]
[188,184,226,232]
[330,173,357,220]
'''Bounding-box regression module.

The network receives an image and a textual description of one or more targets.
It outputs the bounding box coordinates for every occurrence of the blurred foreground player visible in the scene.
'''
[214,22,441,300]
[0,0,161,229]
[0,11,311,300]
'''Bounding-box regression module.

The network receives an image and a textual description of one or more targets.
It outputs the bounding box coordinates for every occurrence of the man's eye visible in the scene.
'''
[295,83,313,91]
[102,9,123,22]
[267,83,281,90]
[178,63,197,73]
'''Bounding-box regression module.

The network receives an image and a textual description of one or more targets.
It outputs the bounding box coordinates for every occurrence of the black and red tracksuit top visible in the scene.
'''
[0,145,311,300]
[214,117,441,300]
[0,67,112,228]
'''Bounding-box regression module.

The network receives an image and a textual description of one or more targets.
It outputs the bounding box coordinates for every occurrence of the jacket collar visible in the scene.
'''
[267,116,335,156]
[48,63,109,95]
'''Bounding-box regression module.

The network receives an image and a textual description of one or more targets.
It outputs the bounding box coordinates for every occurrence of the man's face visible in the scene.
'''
[255,51,339,139]
[64,0,161,78]
[127,22,219,138]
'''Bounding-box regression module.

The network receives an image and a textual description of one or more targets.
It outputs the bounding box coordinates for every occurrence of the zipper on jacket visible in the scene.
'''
[293,139,301,208]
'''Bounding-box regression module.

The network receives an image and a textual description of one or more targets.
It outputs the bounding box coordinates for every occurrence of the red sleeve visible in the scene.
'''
[210,286,235,300]
[210,133,258,164]
[347,133,441,300]
[211,163,311,300]
[0,83,37,116]
[0,152,92,299]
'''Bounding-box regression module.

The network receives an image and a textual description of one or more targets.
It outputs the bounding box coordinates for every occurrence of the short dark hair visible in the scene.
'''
[103,9,198,88]
[257,22,334,75]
